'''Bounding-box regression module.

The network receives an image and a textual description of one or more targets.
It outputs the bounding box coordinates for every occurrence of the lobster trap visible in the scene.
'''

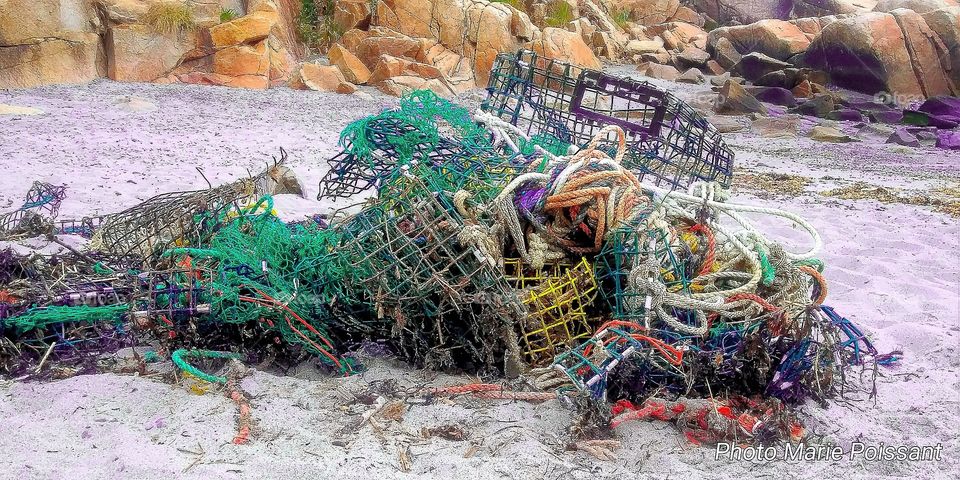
[595,220,698,324]
[90,179,258,264]
[518,257,599,366]
[482,50,734,191]
[552,321,686,398]
[0,181,66,236]
[334,172,508,318]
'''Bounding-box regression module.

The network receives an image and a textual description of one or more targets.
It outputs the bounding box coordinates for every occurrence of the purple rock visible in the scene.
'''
[747,86,797,107]
[886,129,920,148]
[917,96,960,124]
[903,110,959,129]
[936,130,960,150]
[870,110,904,124]
[842,99,896,113]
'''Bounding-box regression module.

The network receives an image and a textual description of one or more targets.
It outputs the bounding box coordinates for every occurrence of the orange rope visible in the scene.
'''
[798,265,828,305]
[229,388,251,445]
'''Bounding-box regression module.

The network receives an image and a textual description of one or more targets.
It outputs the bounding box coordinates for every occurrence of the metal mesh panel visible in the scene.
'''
[482,50,734,190]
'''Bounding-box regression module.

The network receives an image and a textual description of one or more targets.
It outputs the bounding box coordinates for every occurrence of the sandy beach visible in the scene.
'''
[0,77,958,479]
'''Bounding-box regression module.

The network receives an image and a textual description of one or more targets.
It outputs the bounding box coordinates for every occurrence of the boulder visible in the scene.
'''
[936,130,960,149]
[527,28,602,70]
[0,0,102,88]
[790,80,813,98]
[886,128,921,147]
[714,80,767,115]
[328,44,371,84]
[754,69,800,89]
[708,20,811,61]
[214,41,270,77]
[917,96,960,123]
[902,110,959,128]
[792,93,836,117]
[752,115,802,138]
[704,60,725,75]
[747,86,797,107]
[804,11,956,100]
[377,75,455,97]
[292,63,357,93]
[354,30,424,69]
[669,6,705,27]
[793,1,879,17]
[732,53,792,82]
[0,34,102,88]
[810,125,856,142]
[638,62,680,81]
[675,47,710,68]
[340,28,373,53]
[889,8,955,98]
[106,24,198,82]
[707,115,749,133]
[921,7,959,92]
[645,22,707,47]
[626,38,666,58]
[871,110,905,123]
[875,0,959,13]
[712,37,742,70]
[591,31,620,59]
[856,123,896,141]
[689,0,793,24]
[368,54,443,84]
[467,1,537,86]
[376,0,434,38]
[826,108,865,122]
[267,41,294,83]
[209,11,276,48]
[176,71,265,89]
[334,0,373,32]
[710,72,732,86]
[640,51,672,64]
[420,41,476,93]
[601,0,680,26]
[677,67,705,84]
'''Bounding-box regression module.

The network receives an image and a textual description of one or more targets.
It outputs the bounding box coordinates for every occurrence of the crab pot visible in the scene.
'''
[483,49,735,191]
[518,257,599,366]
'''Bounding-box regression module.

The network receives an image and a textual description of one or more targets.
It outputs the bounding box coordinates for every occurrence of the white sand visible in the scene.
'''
[0,79,958,479]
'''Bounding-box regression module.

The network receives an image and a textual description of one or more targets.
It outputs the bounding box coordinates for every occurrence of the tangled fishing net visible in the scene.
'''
[0,50,898,449]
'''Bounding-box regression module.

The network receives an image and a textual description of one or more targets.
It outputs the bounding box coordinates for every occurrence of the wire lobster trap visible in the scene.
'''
[551,321,686,398]
[334,173,506,319]
[503,257,573,289]
[595,220,697,324]
[0,181,66,236]
[482,50,734,191]
[90,179,258,265]
[518,257,599,366]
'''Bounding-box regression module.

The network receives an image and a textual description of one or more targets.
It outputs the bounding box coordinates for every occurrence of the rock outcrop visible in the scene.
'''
[803,10,958,99]
[0,0,103,88]
[708,19,811,61]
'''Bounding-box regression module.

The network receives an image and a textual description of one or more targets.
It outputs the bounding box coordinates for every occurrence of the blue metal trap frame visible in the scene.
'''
[482,50,734,191]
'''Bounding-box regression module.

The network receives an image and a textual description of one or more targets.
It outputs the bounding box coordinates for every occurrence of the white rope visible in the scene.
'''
[646,182,822,261]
